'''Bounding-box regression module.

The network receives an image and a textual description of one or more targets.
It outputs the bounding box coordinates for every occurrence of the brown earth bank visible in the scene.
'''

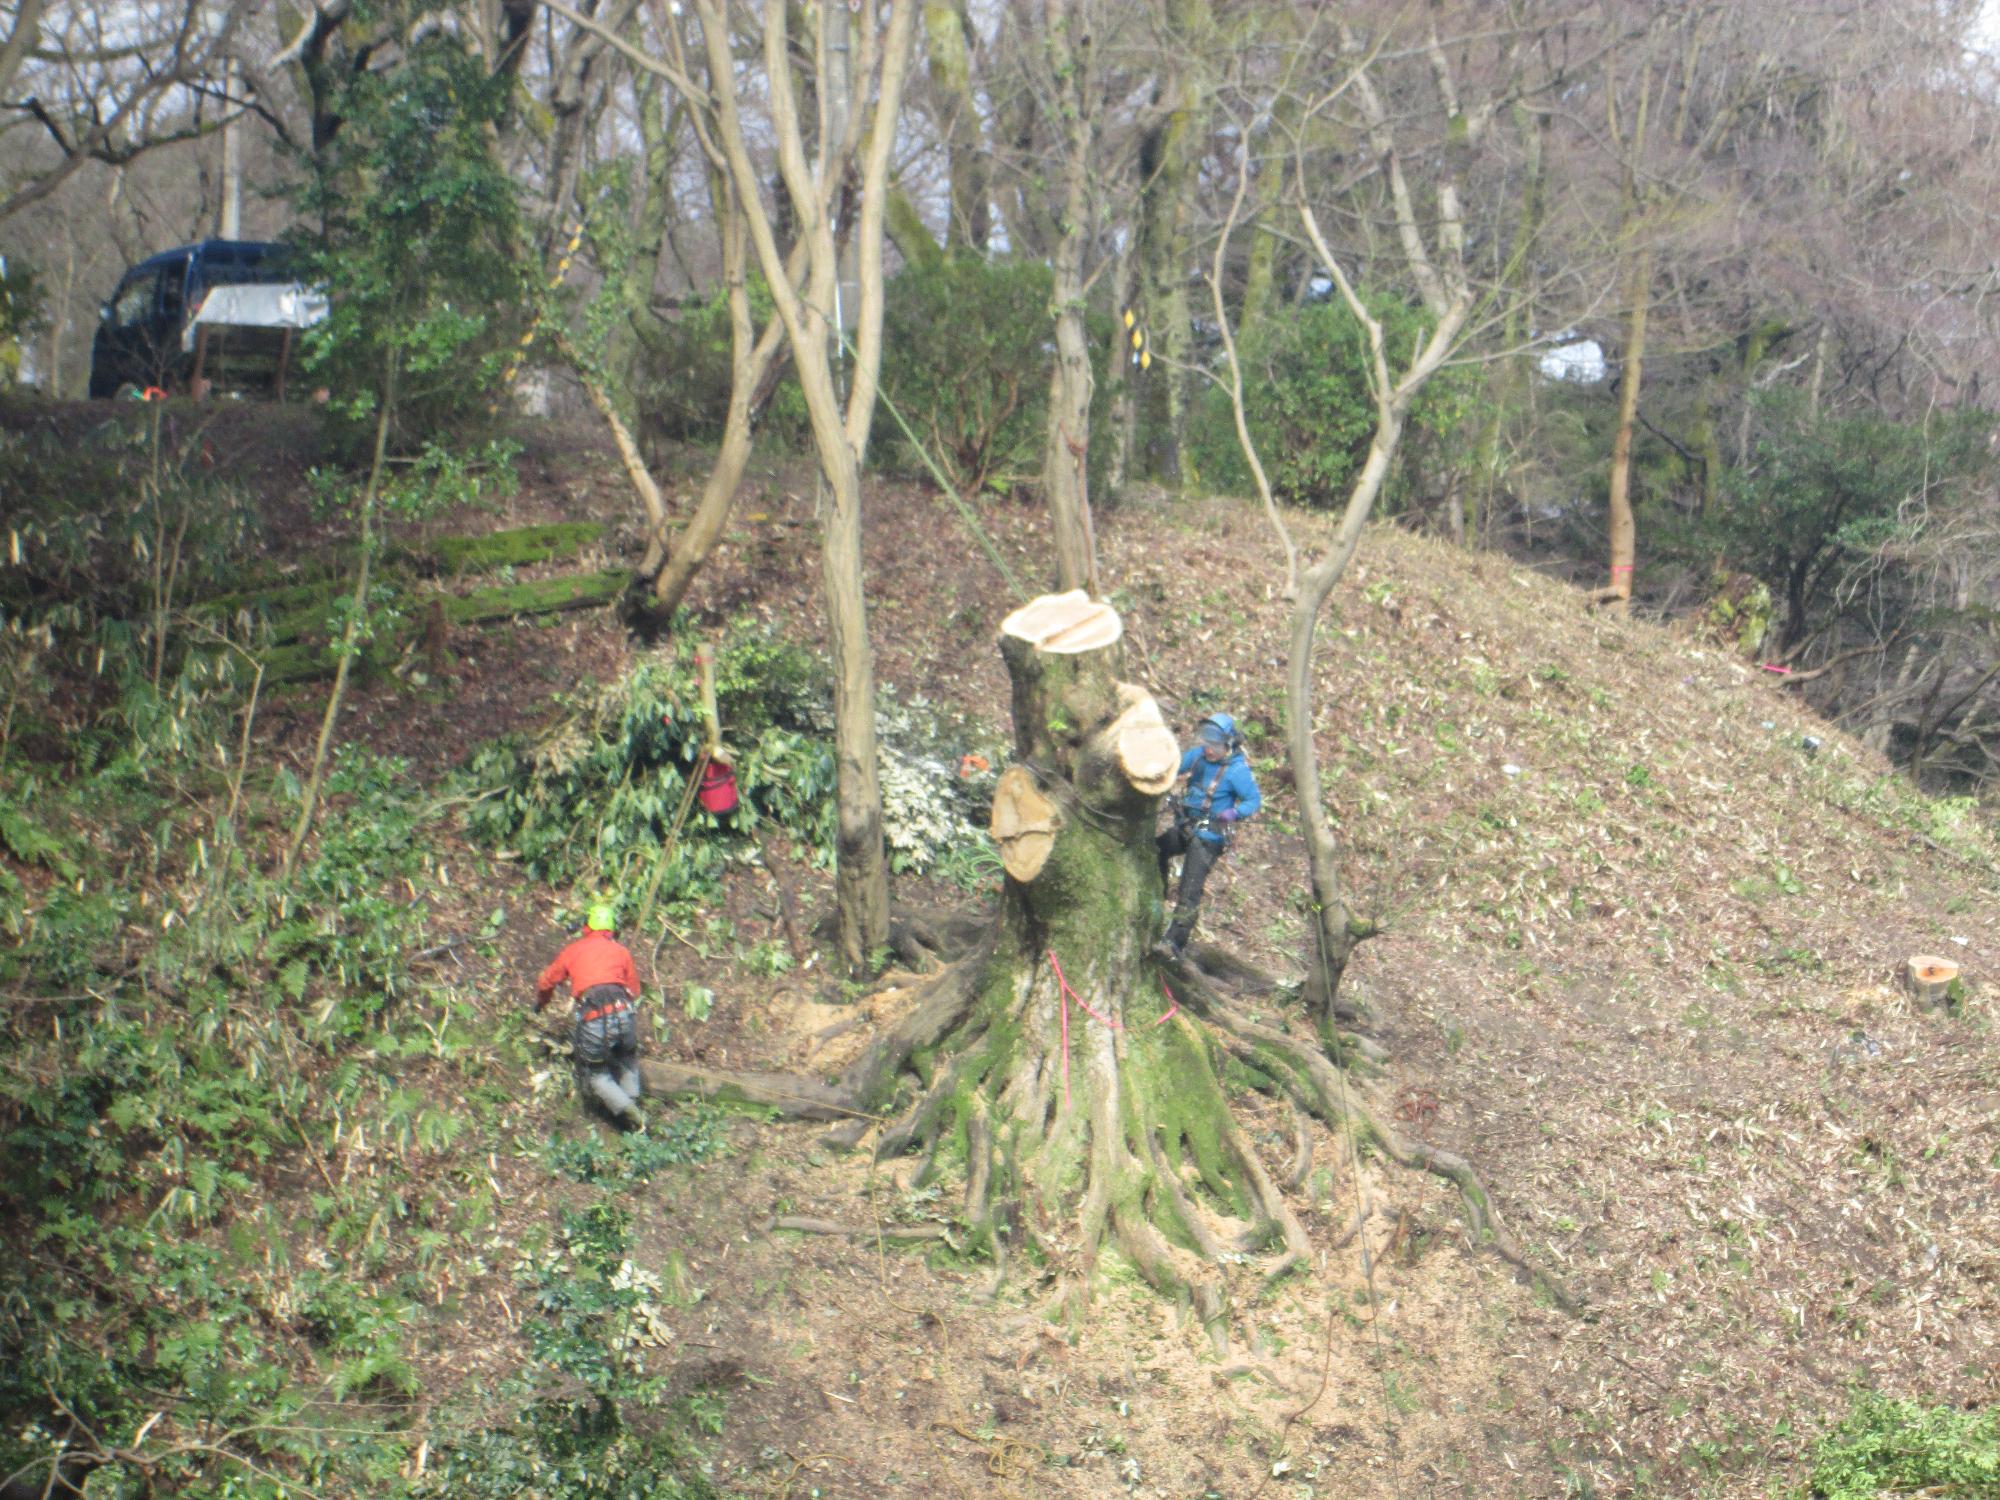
[19,403,1999,1498]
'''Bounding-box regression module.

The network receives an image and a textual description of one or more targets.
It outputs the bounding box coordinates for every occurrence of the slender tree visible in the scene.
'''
[691,0,917,969]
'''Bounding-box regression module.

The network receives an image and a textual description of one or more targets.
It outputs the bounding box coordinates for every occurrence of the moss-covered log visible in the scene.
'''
[413,522,605,575]
[190,524,610,623]
[206,569,632,684]
[442,569,630,624]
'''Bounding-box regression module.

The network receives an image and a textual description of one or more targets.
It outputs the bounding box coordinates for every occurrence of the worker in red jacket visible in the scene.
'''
[536,903,644,1128]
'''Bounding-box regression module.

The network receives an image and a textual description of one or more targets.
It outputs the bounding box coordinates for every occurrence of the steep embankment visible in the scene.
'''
[5,402,1995,1498]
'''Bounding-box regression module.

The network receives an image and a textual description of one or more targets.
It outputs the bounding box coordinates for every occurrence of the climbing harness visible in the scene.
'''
[578,995,632,1024]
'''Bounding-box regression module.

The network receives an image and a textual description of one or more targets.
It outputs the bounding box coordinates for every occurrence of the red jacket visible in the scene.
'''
[536,930,640,1009]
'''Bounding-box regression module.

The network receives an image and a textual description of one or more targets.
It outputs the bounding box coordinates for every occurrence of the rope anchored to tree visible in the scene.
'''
[1046,949,1178,1107]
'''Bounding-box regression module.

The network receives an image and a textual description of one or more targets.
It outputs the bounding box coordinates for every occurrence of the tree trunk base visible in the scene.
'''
[643,922,1577,1339]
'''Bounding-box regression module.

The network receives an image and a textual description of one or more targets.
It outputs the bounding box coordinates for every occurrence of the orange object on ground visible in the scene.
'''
[535,930,639,1007]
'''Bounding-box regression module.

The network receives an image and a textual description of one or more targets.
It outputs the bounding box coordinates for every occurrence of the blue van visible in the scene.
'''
[88,239,296,398]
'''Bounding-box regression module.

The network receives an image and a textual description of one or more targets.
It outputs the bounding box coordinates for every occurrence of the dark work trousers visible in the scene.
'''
[572,983,642,1123]
[1156,822,1223,934]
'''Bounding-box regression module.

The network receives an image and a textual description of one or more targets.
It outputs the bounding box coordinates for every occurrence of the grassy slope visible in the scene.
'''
[5,403,1997,1498]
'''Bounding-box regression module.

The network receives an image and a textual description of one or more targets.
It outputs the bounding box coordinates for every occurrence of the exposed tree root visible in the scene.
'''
[1166,965,1581,1313]
[1284,1101,1314,1191]
[644,943,1576,1325]
[836,934,995,1107]
[767,1216,954,1242]
[879,903,988,972]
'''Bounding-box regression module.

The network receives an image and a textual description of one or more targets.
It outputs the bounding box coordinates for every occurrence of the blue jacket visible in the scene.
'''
[1177,746,1261,845]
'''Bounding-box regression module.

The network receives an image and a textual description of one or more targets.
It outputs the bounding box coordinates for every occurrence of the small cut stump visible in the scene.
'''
[1903,955,1962,1012]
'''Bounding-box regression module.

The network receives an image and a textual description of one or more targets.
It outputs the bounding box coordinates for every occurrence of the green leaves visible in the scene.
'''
[1804,1391,1999,1498]
[1188,290,1482,511]
[681,983,715,1022]
[462,624,837,925]
[1713,389,1994,619]
[296,35,528,447]
[875,255,1091,496]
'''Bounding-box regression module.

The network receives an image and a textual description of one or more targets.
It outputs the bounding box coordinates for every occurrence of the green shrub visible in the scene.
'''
[1802,1391,1999,1498]
[462,624,837,924]
[877,255,1057,496]
[545,1109,728,1185]
[1697,390,1993,623]
[628,273,808,451]
[416,1397,719,1500]
[464,622,1005,915]
[0,254,44,383]
[297,34,528,451]
[1186,290,1480,510]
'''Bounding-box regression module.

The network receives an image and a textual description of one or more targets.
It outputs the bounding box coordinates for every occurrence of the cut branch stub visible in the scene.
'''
[1107,683,1179,795]
[990,764,1061,882]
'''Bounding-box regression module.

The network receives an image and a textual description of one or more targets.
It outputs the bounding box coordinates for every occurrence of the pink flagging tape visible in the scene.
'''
[1045,949,1179,1107]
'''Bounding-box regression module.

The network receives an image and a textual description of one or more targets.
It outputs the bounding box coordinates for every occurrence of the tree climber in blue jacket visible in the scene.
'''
[1154,713,1262,959]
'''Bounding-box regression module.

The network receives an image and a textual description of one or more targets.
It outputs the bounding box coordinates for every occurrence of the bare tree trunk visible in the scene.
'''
[1280,45,1476,1029]
[1596,52,1654,615]
[284,395,391,880]
[1473,100,1544,544]
[1041,0,1098,595]
[1285,410,1422,1023]
[575,366,669,575]
[1600,245,1651,614]
[1131,0,1212,481]
[694,0,915,969]
[924,0,989,249]
[648,195,793,614]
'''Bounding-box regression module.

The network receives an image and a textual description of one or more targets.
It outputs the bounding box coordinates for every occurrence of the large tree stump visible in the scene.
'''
[844,591,1308,1348]
[642,591,1570,1339]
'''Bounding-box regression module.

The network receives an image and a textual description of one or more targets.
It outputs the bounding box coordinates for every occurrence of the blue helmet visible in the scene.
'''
[1197,713,1238,749]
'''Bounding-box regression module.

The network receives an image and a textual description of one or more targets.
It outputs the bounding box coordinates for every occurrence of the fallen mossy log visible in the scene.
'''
[441,569,630,625]
[189,523,611,622]
[416,521,605,574]
[636,1060,858,1121]
[212,569,632,684]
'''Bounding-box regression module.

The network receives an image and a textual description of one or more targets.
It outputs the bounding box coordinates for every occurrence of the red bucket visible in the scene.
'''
[698,760,739,814]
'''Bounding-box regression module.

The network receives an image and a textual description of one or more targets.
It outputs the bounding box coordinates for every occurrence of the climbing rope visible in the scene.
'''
[1046,948,1177,1108]
[837,329,1028,603]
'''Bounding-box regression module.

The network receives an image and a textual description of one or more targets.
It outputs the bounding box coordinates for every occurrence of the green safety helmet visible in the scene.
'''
[585,903,618,933]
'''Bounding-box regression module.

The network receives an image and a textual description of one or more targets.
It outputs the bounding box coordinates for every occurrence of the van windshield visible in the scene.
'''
[111,274,154,327]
